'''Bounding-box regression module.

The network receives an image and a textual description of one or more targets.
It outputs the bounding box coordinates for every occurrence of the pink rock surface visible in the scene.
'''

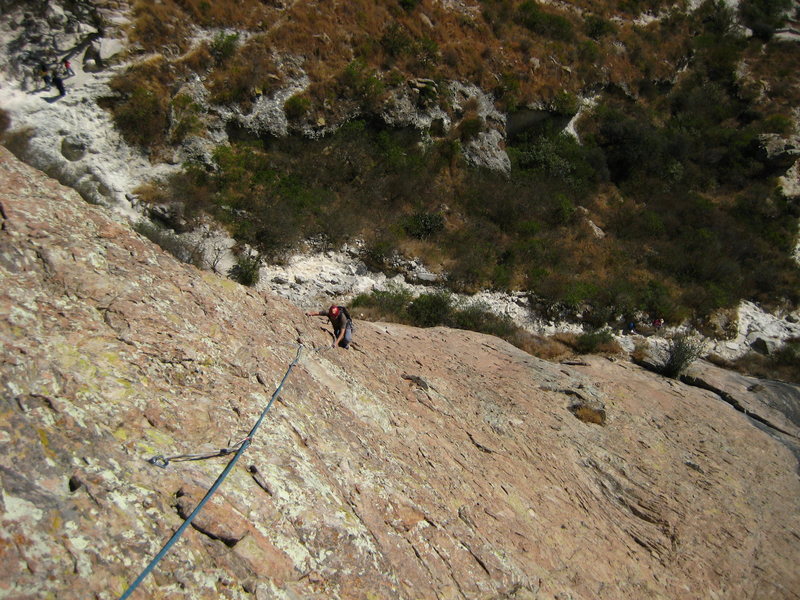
[1,146,798,599]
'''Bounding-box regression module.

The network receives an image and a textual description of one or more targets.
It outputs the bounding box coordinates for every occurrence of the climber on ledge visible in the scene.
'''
[305,305,353,349]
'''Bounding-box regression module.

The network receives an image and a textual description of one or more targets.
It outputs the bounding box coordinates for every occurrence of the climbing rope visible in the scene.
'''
[117,345,303,600]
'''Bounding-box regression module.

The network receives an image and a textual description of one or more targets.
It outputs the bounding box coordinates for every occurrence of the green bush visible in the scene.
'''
[554,194,575,225]
[775,338,800,366]
[352,284,413,317]
[284,94,311,120]
[658,334,706,378]
[739,0,792,39]
[340,60,386,112]
[510,131,605,192]
[761,113,793,134]
[112,86,168,147]
[407,292,453,327]
[583,14,616,39]
[459,116,484,141]
[211,32,240,64]
[170,94,202,143]
[450,302,517,338]
[381,24,414,58]
[350,288,555,358]
[399,0,421,10]
[578,40,600,63]
[518,1,575,41]
[495,72,521,112]
[551,91,579,117]
[228,252,262,286]
[404,212,445,239]
[574,329,615,354]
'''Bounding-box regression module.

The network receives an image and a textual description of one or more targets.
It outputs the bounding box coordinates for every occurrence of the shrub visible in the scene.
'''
[554,194,576,225]
[574,328,617,354]
[414,37,440,68]
[459,116,484,141]
[399,0,421,10]
[284,94,311,120]
[775,338,800,367]
[716,339,800,383]
[450,303,518,338]
[351,284,413,318]
[404,212,445,240]
[583,14,616,39]
[381,24,414,58]
[340,59,386,113]
[518,1,575,41]
[657,333,706,378]
[551,91,579,117]
[228,252,262,286]
[170,94,203,143]
[361,237,398,270]
[495,72,521,112]
[207,35,280,105]
[761,113,793,134]
[210,32,240,64]
[109,85,169,147]
[129,0,191,53]
[578,40,601,63]
[739,0,792,39]
[407,292,453,327]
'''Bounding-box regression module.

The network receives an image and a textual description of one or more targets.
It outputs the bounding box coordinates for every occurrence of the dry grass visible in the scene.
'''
[129,1,192,54]
[570,404,607,425]
[121,0,711,133]
[742,41,800,114]
[132,182,170,205]
[103,55,173,147]
[207,34,283,106]
[174,0,273,29]
[513,332,574,361]
[708,345,800,385]
[176,44,214,74]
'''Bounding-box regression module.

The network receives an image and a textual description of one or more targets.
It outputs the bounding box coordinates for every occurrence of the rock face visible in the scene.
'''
[683,360,800,460]
[1,145,800,600]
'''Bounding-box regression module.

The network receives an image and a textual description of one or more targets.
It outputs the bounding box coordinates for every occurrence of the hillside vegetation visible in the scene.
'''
[105,0,800,326]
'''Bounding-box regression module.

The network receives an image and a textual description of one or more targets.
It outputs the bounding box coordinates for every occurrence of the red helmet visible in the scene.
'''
[328,306,340,317]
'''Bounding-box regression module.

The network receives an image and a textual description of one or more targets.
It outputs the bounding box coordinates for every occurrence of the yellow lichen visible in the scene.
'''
[36,428,57,458]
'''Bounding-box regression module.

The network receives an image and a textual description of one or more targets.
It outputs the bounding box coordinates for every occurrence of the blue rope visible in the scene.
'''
[118,345,303,600]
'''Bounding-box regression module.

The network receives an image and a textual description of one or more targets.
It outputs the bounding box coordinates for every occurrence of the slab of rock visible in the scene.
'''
[683,360,800,454]
[1,147,799,599]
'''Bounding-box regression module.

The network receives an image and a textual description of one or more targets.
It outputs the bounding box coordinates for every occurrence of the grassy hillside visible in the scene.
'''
[105,0,799,325]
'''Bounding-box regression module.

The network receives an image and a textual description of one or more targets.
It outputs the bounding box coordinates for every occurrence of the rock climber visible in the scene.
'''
[52,72,65,97]
[39,63,51,90]
[305,305,353,349]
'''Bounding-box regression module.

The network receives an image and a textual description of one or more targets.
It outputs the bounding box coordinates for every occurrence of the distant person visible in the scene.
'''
[63,58,74,76]
[52,72,65,97]
[305,305,354,349]
[39,63,51,90]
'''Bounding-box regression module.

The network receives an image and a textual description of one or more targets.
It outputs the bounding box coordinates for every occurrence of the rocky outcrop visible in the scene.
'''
[683,360,800,460]
[708,301,800,361]
[2,148,800,599]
